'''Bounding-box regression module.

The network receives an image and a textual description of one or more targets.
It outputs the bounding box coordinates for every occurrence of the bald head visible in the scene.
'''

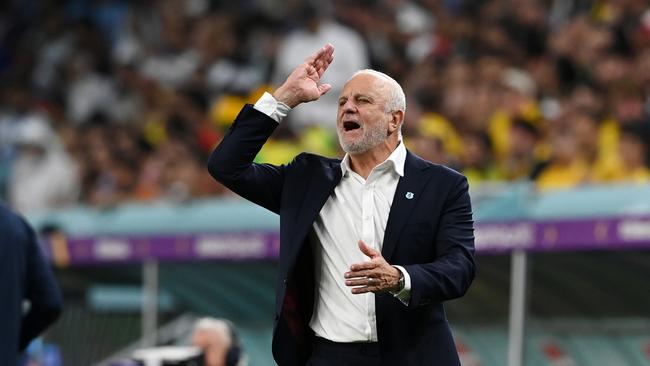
[347,69,406,114]
[192,318,233,366]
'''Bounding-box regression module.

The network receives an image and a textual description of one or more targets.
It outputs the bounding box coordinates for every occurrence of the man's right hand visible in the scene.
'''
[272,43,334,108]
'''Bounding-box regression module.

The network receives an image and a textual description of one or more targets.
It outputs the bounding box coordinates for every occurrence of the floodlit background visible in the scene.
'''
[1,0,650,365]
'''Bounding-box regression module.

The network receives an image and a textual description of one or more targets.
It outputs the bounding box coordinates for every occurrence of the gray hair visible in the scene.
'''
[194,317,233,347]
[348,69,406,113]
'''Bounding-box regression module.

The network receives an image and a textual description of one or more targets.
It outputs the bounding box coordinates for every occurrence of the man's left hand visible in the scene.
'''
[345,240,401,294]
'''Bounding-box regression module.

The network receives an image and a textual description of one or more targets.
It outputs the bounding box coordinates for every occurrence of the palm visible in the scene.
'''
[274,44,334,108]
[295,65,324,101]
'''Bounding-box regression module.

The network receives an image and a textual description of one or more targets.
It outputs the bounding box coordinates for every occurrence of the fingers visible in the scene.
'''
[349,242,381,271]
[346,241,396,294]
[344,268,375,279]
[351,286,377,295]
[320,43,334,62]
[345,274,381,294]
[358,240,380,258]
[316,62,328,78]
[315,48,334,77]
[275,44,333,107]
[305,43,334,66]
[347,276,386,294]
[345,276,374,287]
[304,47,323,64]
[345,260,380,292]
[318,84,332,96]
[311,44,334,81]
[348,261,377,272]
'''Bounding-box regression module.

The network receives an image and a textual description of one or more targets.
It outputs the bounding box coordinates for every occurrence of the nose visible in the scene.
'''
[341,99,357,113]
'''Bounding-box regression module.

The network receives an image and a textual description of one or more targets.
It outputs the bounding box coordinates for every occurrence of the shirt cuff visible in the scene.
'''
[253,92,291,123]
[391,265,411,306]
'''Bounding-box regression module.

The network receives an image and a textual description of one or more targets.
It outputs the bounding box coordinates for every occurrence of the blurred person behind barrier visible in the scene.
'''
[191,317,246,366]
[459,130,501,186]
[607,122,650,183]
[0,204,63,365]
[499,118,545,181]
[535,127,590,191]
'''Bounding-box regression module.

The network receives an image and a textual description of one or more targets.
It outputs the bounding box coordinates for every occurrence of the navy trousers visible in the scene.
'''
[306,337,381,366]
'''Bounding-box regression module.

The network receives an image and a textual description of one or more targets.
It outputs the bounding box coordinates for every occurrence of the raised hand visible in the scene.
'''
[272,43,334,108]
[344,240,402,294]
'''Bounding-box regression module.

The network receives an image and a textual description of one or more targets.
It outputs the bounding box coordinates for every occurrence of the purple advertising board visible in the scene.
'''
[43,215,650,266]
[474,215,650,253]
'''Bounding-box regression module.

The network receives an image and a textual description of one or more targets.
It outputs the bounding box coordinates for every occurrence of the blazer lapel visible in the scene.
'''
[289,160,342,260]
[381,151,432,261]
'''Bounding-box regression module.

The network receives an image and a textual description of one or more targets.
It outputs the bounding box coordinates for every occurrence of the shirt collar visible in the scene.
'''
[340,140,406,178]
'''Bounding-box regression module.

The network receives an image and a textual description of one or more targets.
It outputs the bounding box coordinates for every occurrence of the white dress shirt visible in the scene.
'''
[253,92,411,343]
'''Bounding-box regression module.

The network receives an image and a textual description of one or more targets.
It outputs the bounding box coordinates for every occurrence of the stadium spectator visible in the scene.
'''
[459,130,501,186]
[8,114,79,213]
[500,118,545,181]
[65,50,119,125]
[0,204,63,365]
[614,122,650,183]
[138,1,201,89]
[535,126,590,191]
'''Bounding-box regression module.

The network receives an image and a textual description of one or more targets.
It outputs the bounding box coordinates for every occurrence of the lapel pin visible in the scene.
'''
[405,192,414,199]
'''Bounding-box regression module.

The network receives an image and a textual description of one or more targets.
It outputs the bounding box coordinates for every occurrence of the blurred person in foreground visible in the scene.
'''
[191,318,246,366]
[207,44,475,366]
[0,204,63,365]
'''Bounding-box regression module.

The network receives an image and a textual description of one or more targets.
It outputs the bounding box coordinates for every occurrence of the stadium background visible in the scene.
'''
[1,0,650,365]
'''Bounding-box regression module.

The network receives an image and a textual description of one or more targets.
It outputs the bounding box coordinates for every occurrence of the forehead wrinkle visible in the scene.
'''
[348,69,406,113]
[340,80,388,107]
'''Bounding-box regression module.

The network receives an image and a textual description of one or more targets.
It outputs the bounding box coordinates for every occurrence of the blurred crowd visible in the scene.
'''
[1,0,649,214]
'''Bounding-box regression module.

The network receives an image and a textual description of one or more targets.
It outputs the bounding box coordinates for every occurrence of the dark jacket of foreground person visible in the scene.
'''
[0,204,63,365]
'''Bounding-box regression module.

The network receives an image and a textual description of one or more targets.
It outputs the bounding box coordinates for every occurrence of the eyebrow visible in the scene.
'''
[339,94,374,103]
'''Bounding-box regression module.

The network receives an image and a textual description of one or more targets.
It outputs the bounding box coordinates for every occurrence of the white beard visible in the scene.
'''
[339,118,389,154]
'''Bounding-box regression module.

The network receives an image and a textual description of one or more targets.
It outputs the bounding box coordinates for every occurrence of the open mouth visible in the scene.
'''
[343,121,361,131]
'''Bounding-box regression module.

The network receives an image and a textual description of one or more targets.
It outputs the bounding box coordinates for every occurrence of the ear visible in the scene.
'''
[388,110,404,134]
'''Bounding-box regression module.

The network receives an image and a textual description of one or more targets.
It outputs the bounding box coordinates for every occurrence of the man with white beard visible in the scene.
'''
[207,44,475,366]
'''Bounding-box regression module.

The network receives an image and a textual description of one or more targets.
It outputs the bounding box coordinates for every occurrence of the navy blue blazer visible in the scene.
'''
[208,105,476,366]
[0,204,63,365]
